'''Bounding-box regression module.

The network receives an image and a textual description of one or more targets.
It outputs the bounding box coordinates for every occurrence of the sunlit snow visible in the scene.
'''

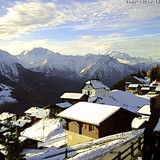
[0,84,17,105]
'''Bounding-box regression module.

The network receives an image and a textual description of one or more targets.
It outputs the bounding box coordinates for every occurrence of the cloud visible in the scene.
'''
[79,33,126,41]
[0,0,160,39]
[71,0,160,31]
[0,1,80,39]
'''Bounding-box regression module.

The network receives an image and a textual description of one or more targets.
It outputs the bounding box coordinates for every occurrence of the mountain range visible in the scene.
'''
[0,47,159,115]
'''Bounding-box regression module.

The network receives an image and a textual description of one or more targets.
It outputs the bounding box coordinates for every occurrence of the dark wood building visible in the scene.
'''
[58,102,138,144]
[126,84,141,94]
[125,76,147,85]
[19,136,39,149]
[140,85,150,95]
[52,102,72,115]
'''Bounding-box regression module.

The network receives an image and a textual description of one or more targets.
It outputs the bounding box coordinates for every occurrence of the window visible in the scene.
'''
[83,123,88,129]
[89,124,95,132]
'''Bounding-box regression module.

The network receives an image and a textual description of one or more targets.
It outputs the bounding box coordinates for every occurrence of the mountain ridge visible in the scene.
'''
[16,47,142,86]
[1,47,159,87]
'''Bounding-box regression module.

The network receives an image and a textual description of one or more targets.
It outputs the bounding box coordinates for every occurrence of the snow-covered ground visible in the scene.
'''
[22,128,144,160]
[0,83,17,105]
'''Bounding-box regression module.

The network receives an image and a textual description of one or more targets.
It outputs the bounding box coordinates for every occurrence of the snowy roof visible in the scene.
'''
[60,92,85,99]
[0,126,8,132]
[88,90,150,113]
[25,107,39,114]
[150,80,160,86]
[55,102,72,109]
[125,81,131,84]
[12,119,31,127]
[21,118,61,142]
[137,105,151,115]
[155,85,160,91]
[132,116,149,129]
[154,118,160,132]
[25,107,50,118]
[58,102,121,126]
[0,112,16,121]
[133,76,149,84]
[141,87,150,91]
[128,84,140,88]
[85,80,110,90]
[19,136,41,143]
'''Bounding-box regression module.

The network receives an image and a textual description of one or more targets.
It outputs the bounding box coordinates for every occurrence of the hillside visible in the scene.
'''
[0,68,83,115]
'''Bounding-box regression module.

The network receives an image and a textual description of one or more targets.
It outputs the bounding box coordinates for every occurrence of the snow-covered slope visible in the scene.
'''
[78,55,138,86]
[0,50,20,81]
[0,83,17,105]
[18,48,101,73]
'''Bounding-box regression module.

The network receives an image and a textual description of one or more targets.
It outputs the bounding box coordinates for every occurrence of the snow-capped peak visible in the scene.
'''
[106,50,157,66]
[20,50,29,56]
[0,49,17,64]
[0,50,20,81]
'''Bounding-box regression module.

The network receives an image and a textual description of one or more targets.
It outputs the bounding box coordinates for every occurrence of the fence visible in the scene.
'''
[111,135,144,160]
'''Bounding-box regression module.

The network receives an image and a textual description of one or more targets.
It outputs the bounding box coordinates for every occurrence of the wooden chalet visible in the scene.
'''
[60,92,88,104]
[125,76,147,85]
[52,102,72,115]
[126,84,141,94]
[140,85,150,95]
[58,102,138,145]
[19,136,39,149]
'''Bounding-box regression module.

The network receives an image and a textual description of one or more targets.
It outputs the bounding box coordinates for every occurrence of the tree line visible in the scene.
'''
[111,65,160,90]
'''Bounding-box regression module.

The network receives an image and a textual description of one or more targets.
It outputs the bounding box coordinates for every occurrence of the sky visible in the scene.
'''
[0,0,160,58]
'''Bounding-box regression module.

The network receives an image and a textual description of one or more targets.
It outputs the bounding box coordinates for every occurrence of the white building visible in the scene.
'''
[82,79,110,98]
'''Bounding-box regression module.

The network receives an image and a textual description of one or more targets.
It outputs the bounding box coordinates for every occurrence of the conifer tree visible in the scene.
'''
[150,67,158,82]
[2,122,25,160]
[157,71,160,81]
[150,65,160,82]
